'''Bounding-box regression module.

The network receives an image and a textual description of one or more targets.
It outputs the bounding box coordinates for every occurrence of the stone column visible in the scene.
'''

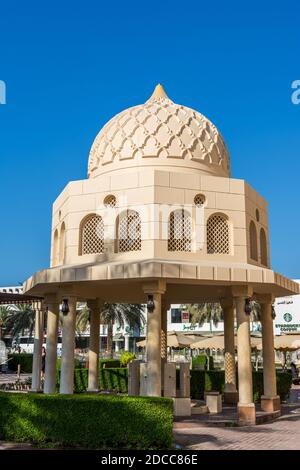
[31,300,45,392]
[143,281,166,397]
[161,302,170,394]
[87,300,101,392]
[235,295,256,424]
[60,296,77,394]
[44,296,59,394]
[125,334,130,352]
[221,299,238,404]
[260,298,280,412]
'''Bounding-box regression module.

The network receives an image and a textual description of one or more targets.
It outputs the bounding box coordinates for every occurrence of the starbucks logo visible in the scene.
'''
[284,312,293,323]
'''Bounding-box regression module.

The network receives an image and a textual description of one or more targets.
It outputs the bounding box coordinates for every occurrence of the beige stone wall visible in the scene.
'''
[50,169,269,269]
[244,183,270,268]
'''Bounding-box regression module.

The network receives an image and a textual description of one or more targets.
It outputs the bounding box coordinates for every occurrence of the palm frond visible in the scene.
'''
[4,304,35,339]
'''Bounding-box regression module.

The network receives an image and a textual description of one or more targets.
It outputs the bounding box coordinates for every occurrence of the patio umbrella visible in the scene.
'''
[273,334,300,352]
[136,332,197,348]
[190,334,262,350]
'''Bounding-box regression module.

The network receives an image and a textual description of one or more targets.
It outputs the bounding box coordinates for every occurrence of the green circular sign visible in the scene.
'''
[284,312,293,323]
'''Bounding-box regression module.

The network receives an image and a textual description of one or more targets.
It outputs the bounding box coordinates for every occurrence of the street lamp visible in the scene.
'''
[147,295,155,313]
[244,298,252,315]
[61,298,69,315]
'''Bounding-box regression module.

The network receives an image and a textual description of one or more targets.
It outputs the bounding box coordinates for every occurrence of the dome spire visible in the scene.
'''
[148,83,169,101]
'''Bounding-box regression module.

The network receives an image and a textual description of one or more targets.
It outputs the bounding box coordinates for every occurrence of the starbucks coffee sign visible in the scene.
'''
[283,312,293,323]
[274,281,300,333]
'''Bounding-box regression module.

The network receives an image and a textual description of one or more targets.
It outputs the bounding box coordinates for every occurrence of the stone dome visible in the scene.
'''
[88,85,230,178]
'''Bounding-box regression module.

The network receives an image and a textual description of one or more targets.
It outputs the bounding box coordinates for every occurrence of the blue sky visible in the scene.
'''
[0,0,299,285]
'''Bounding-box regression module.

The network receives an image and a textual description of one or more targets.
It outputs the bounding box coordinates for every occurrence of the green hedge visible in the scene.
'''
[56,368,128,393]
[0,392,173,449]
[56,358,82,370]
[192,354,214,370]
[58,367,292,402]
[250,371,293,402]
[190,370,292,402]
[190,370,225,399]
[99,359,121,368]
[8,354,33,373]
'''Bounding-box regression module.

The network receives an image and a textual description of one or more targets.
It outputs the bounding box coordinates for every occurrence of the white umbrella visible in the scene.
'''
[136,332,197,349]
[273,334,300,352]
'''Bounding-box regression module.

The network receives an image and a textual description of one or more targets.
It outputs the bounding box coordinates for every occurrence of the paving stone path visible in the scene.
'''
[174,390,300,450]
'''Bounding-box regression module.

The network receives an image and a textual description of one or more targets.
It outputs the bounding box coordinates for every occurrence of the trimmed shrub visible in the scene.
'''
[277,372,293,401]
[0,392,173,449]
[251,371,264,402]
[56,368,128,393]
[192,354,207,370]
[99,359,121,369]
[8,353,33,373]
[190,370,224,399]
[58,367,293,403]
[56,358,82,370]
[120,351,136,367]
[192,354,214,371]
[99,368,128,393]
[190,370,292,402]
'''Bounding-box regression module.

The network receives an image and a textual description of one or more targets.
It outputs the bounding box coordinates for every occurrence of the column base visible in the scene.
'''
[261,396,281,412]
[173,398,191,417]
[224,390,239,404]
[238,403,256,425]
[87,388,99,394]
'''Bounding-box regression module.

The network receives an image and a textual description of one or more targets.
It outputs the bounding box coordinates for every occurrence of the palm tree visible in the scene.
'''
[249,301,261,332]
[76,303,145,358]
[4,303,35,340]
[185,303,223,334]
[0,306,10,340]
[76,305,90,334]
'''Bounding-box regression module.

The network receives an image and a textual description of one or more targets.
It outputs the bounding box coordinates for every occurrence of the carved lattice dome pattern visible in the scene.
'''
[88,85,230,178]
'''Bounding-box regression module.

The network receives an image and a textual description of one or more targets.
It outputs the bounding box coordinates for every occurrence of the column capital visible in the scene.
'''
[231,285,253,299]
[254,294,275,305]
[143,279,166,295]
[162,300,171,312]
[59,294,77,304]
[220,298,234,309]
[87,298,105,310]
[44,294,60,306]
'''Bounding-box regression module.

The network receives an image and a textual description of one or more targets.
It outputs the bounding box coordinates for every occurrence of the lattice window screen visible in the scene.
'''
[81,215,104,254]
[104,195,116,207]
[207,214,229,254]
[168,210,192,252]
[194,194,206,207]
[118,210,141,252]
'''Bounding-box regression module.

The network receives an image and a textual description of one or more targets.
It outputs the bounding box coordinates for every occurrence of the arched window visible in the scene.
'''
[260,228,268,266]
[53,229,59,265]
[59,222,66,264]
[117,210,141,252]
[79,214,104,255]
[249,221,258,261]
[168,209,192,252]
[207,214,230,254]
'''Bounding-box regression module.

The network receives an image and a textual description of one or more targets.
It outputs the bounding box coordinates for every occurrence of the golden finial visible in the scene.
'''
[149,83,168,100]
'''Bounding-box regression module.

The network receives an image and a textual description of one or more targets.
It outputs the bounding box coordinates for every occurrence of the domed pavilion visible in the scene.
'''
[24,84,299,424]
